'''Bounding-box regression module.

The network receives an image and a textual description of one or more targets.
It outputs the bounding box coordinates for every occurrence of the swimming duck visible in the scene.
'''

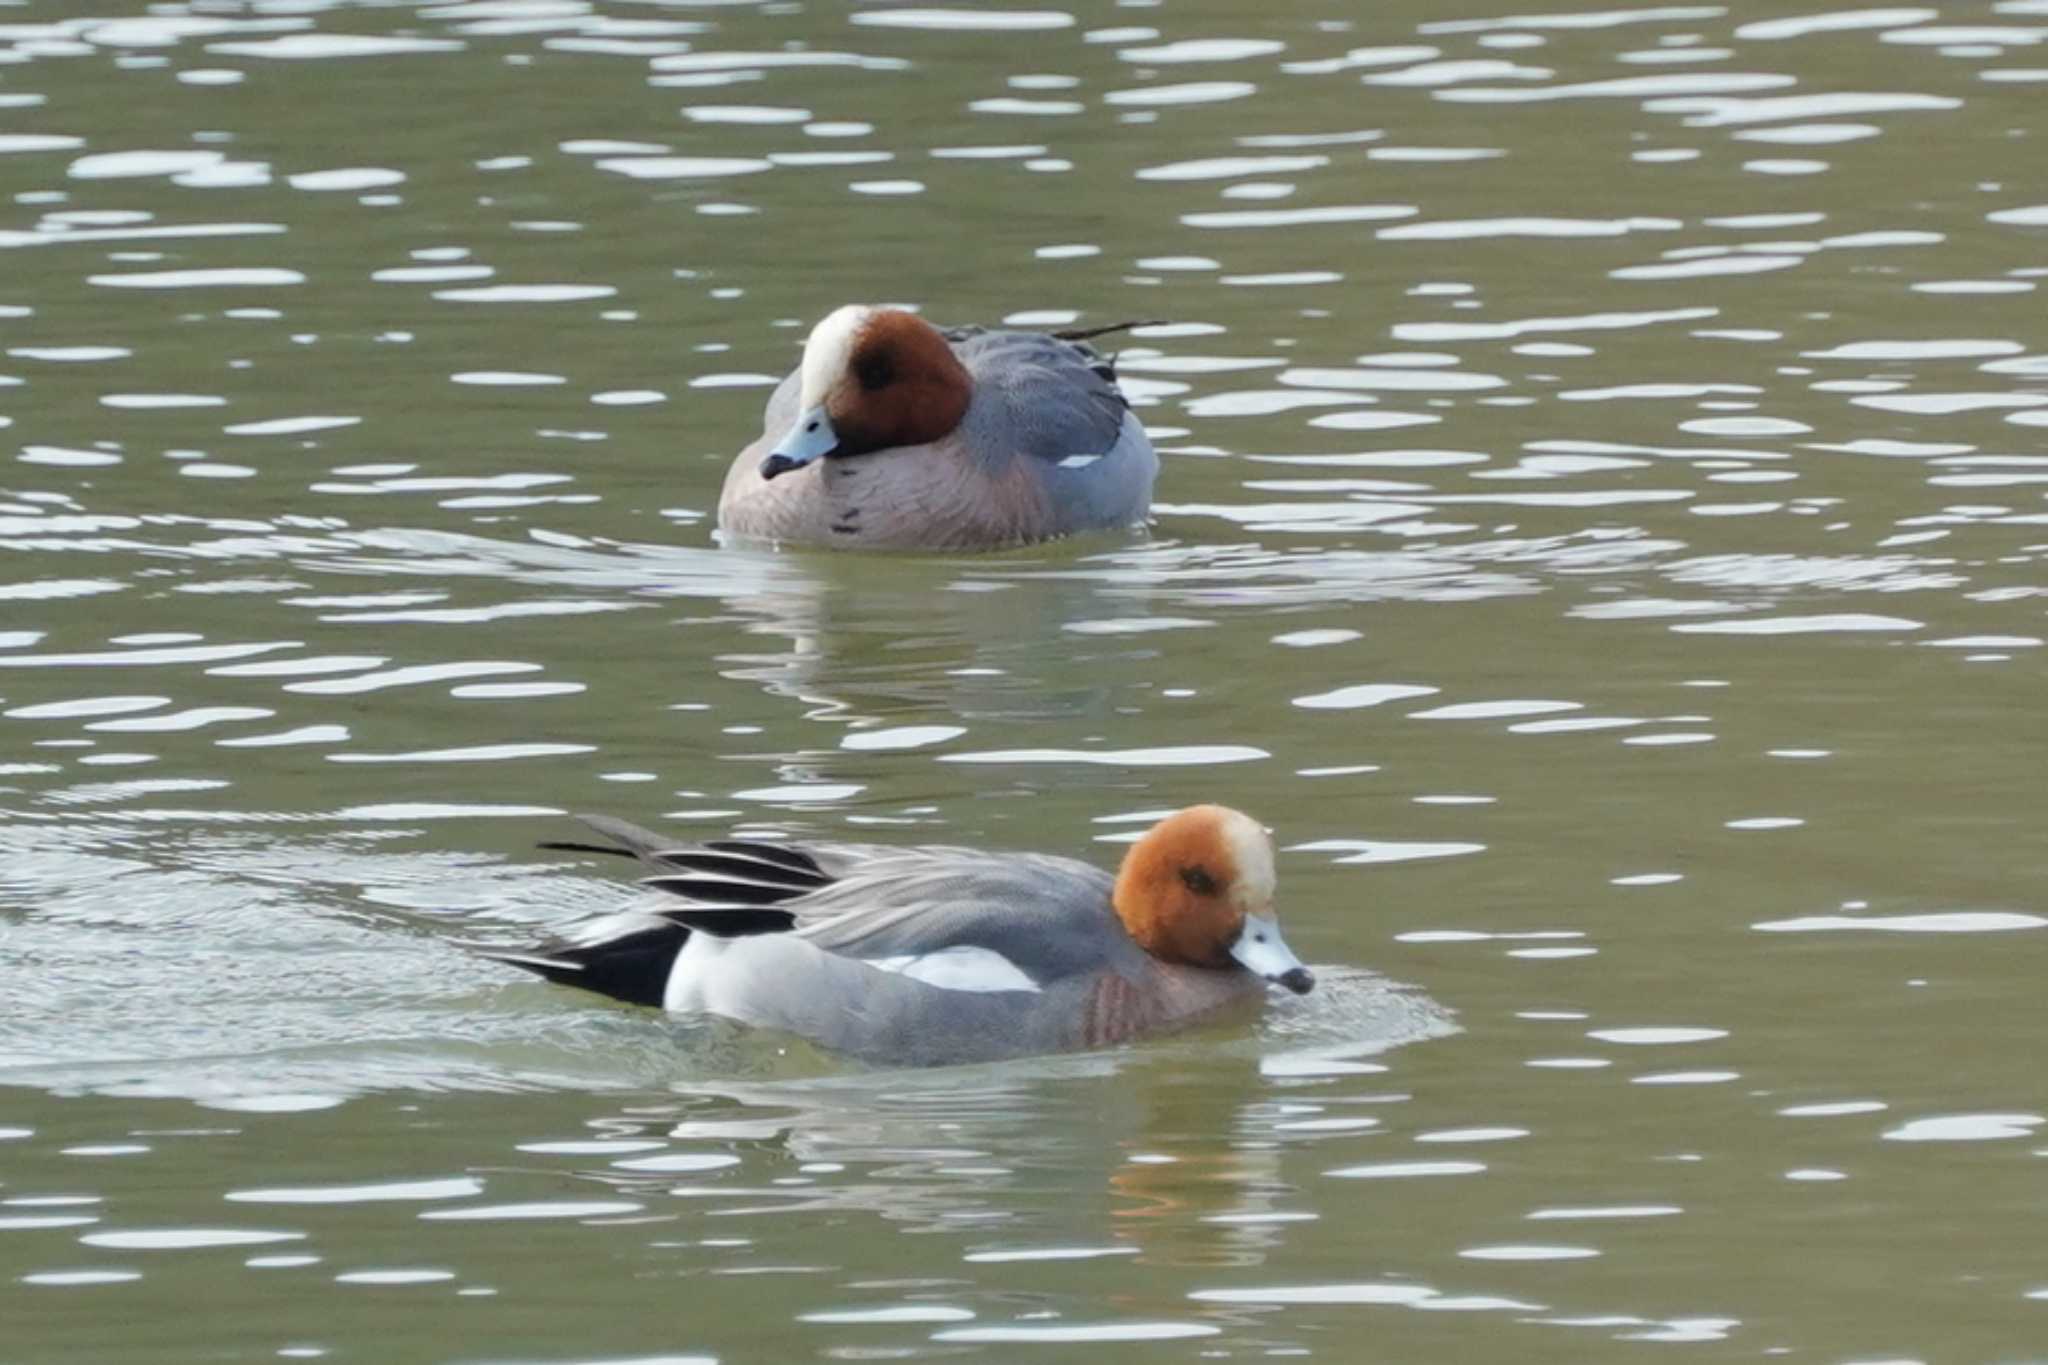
[715,306,1159,550]
[492,805,1312,1066]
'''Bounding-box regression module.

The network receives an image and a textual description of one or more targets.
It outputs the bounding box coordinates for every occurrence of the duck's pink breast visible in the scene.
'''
[718,435,1057,550]
[1079,963,1264,1049]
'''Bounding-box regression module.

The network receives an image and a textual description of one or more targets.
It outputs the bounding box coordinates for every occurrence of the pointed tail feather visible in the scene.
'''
[565,812,696,864]
[537,839,639,860]
[485,921,690,1008]
[1052,319,1169,342]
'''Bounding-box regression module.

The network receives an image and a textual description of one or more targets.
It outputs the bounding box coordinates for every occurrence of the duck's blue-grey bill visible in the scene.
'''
[761,404,838,480]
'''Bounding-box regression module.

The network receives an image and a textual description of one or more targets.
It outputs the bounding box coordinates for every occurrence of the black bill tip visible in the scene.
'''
[1277,966,1315,996]
[759,453,804,481]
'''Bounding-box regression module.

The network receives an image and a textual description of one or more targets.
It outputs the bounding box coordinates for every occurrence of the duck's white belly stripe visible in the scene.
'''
[867,946,1041,994]
[664,937,1041,1019]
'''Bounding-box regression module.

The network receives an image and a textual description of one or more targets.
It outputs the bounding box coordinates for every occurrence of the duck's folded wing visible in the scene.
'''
[783,850,1125,986]
[953,328,1132,462]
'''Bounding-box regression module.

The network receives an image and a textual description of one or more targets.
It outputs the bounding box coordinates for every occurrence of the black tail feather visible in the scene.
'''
[1052,318,1169,342]
[538,839,640,860]
[487,922,690,1008]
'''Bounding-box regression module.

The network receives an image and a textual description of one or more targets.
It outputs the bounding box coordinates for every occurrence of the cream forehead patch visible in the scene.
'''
[798,304,874,407]
[1216,809,1275,906]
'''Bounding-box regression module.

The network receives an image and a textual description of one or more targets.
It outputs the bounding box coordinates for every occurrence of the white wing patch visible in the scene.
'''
[1057,452,1104,470]
[868,946,1041,994]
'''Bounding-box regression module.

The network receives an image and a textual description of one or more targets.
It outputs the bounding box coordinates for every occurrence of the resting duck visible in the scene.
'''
[715,306,1159,551]
[493,805,1312,1067]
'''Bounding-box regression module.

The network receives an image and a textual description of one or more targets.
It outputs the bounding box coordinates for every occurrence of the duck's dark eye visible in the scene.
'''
[1179,865,1220,897]
[854,349,895,391]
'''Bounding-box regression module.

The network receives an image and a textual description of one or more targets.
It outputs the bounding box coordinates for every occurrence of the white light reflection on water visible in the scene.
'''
[1883,1114,2045,1142]
[0,0,2045,1358]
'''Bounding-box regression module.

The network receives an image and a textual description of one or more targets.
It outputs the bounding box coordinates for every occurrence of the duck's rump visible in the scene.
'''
[489,820,834,1002]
